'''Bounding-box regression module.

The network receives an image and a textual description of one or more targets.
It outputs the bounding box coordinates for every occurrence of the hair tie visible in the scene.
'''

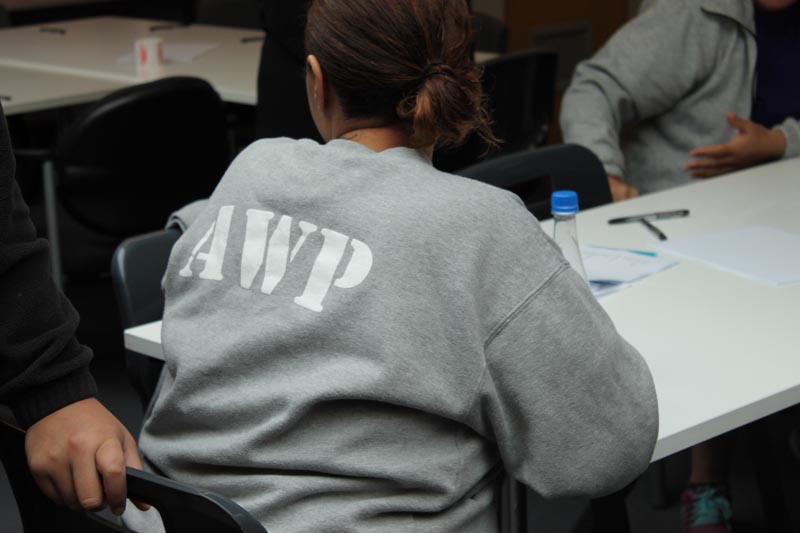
[422,60,448,81]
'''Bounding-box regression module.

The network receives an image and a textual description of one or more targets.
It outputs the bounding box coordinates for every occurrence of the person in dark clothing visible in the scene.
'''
[255,0,321,141]
[0,103,144,516]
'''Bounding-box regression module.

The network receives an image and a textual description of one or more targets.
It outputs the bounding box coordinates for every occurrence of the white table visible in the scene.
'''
[0,16,263,106]
[124,158,800,463]
[0,16,503,114]
[0,64,127,115]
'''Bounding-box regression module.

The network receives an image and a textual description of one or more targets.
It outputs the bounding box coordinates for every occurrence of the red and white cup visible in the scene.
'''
[135,37,165,77]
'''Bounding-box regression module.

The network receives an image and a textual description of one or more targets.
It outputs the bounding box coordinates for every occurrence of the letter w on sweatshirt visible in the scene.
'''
[178,206,373,312]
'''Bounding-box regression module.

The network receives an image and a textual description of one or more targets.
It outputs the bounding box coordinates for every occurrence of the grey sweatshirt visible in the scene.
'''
[560,0,800,194]
[127,138,658,533]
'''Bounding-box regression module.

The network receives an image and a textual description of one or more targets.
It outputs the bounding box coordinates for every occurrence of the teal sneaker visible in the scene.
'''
[681,484,732,533]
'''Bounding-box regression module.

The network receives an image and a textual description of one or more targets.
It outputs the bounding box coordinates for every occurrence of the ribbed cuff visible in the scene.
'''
[777,119,800,159]
[10,367,98,429]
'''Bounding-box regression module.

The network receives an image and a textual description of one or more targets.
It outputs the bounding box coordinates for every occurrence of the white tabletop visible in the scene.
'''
[123,158,800,462]
[0,17,263,104]
[0,16,503,113]
[0,64,126,115]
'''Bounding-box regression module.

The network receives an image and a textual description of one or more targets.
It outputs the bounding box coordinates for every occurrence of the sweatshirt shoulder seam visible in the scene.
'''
[483,263,569,350]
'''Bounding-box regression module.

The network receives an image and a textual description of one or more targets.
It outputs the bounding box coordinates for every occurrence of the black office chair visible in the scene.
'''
[111,228,181,409]
[434,49,558,173]
[457,143,612,220]
[0,410,267,533]
[0,5,10,27]
[473,12,508,53]
[17,76,229,289]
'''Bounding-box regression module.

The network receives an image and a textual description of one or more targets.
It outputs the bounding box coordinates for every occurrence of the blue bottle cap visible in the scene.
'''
[551,190,579,214]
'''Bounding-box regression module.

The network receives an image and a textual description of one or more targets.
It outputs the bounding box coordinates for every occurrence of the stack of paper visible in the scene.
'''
[581,246,678,297]
[654,225,800,286]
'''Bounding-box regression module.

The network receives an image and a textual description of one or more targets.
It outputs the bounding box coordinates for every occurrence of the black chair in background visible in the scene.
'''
[0,410,267,533]
[0,4,10,27]
[112,228,181,409]
[193,0,261,29]
[457,143,611,220]
[17,76,230,290]
[473,12,508,53]
[434,49,558,173]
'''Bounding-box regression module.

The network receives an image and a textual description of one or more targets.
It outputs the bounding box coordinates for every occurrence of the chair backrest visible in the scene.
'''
[433,49,558,173]
[53,76,229,238]
[111,228,180,407]
[457,144,612,220]
[0,5,10,27]
[193,0,262,29]
[473,12,508,53]
[0,413,267,533]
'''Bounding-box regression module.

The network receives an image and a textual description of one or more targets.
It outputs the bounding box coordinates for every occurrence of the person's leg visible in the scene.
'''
[681,436,734,533]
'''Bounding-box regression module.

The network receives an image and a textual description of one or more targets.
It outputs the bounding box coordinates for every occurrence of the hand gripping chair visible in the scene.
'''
[0,409,266,533]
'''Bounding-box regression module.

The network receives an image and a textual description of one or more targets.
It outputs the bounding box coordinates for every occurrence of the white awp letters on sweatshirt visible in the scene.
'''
[178,206,373,312]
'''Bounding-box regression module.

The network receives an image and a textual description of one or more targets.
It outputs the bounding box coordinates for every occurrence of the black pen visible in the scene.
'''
[641,219,667,241]
[241,36,265,44]
[0,95,11,102]
[608,209,689,225]
[40,27,66,35]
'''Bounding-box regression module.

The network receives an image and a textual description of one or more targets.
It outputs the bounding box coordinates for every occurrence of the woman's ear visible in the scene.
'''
[306,55,326,112]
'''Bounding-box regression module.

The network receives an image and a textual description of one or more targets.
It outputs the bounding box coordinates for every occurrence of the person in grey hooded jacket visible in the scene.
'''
[560,0,800,201]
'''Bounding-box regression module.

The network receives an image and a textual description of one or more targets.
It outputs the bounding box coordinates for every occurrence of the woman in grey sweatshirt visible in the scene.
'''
[124,1,659,531]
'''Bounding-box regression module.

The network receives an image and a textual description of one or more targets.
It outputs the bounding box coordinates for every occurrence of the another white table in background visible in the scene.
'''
[0,16,263,105]
[123,158,800,462]
[0,64,126,115]
[0,17,503,113]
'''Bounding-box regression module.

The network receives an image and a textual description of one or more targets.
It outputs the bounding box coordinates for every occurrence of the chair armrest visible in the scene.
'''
[14,146,53,161]
[126,467,267,533]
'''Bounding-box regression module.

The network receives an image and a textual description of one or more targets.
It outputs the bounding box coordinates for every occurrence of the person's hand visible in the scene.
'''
[24,397,148,515]
[608,175,640,202]
[685,112,787,178]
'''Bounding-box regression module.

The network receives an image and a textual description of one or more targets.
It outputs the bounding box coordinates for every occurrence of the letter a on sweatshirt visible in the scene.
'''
[178,206,234,280]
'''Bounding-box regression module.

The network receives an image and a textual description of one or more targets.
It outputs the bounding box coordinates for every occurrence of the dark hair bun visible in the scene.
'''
[306,0,497,149]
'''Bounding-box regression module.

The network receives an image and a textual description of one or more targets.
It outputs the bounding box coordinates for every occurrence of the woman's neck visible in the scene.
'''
[330,116,433,158]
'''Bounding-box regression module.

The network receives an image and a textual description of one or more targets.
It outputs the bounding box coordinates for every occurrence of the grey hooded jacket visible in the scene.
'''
[560,0,800,194]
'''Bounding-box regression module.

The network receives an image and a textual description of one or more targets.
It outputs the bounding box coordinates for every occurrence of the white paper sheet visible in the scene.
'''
[654,225,800,286]
[117,43,219,64]
[582,245,678,297]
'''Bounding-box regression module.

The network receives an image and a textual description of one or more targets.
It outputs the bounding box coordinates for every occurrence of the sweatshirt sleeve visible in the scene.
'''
[776,117,800,159]
[559,0,710,179]
[473,264,658,498]
[0,104,97,428]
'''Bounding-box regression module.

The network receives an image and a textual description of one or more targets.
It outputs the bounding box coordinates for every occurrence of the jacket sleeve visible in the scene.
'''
[473,265,658,498]
[261,0,312,64]
[0,104,96,428]
[559,0,711,179]
[777,117,800,159]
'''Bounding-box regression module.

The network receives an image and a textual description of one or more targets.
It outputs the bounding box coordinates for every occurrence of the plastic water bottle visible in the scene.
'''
[551,190,588,283]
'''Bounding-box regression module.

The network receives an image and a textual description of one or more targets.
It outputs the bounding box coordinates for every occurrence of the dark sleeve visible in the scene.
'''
[261,0,310,63]
[0,104,97,428]
[255,0,321,141]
